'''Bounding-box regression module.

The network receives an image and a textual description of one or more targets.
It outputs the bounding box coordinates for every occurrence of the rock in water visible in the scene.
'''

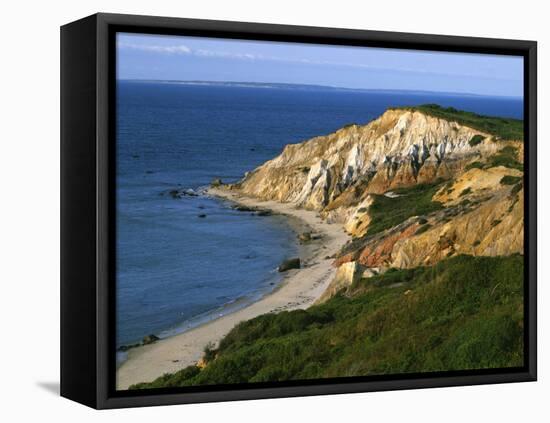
[168,189,181,199]
[211,178,223,187]
[232,204,256,212]
[278,258,301,272]
[142,334,160,345]
[167,188,198,199]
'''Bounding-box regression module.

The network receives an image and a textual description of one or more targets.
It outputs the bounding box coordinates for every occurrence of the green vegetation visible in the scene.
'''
[460,188,472,197]
[130,255,524,389]
[511,182,523,196]
[465,161,484,171]
[500,175,522,186]
[487,146,523,171]
[469,135,486,147]
[415,223,432,235]
[203,342,216,362]
[392,104,523,141]
[464,146,523,172]
[366,182,444,236]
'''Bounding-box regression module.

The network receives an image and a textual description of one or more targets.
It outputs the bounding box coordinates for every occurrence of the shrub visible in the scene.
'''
[203,342,217,363]
[465,161,484,171]
[500,175,522,186]
[510,182,523,196]
[488,146,523,171]
[469,135,485,147]
[415,223,432,235]
[460,188,472,197]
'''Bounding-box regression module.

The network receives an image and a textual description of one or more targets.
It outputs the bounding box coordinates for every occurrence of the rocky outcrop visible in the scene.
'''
[317,261,365,304]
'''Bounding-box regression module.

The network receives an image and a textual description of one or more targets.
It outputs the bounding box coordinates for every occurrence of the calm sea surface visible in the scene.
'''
[116,81,522,348]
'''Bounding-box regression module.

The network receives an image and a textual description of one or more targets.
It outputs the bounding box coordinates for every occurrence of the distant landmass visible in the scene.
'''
[120,79,521,99]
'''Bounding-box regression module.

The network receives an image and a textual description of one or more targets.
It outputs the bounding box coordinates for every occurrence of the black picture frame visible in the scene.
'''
[61,12,537,409]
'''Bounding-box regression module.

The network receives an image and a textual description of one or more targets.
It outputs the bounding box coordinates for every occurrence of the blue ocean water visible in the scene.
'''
[116,81,522,348]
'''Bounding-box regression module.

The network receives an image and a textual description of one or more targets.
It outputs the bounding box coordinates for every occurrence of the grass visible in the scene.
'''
[365,182,444,236]
[130,255,524,389]
[392,104,523,141]
[465,147,523,173]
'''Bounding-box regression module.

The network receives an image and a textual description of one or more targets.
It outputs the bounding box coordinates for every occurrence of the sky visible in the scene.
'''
[117,33,523,98]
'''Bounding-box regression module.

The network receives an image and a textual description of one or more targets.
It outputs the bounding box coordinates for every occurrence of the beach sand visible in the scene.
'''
[116,187,349,390]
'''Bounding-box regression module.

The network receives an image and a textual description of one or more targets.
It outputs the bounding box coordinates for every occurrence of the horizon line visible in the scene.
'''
[117,78,524,100]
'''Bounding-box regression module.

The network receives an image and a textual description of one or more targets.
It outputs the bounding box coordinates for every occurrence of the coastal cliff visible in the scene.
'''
[230,105,524,286]
[237,107,503,206]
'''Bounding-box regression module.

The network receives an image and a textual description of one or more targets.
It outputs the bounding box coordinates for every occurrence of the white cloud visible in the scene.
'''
[194,49,258,61]
[118,42,191,55]
[118,42,260,61]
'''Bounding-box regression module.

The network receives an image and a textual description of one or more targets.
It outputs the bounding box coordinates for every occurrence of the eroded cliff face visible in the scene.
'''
[236,110,499,211]
[226,108,524,301]
[335,167,523,269]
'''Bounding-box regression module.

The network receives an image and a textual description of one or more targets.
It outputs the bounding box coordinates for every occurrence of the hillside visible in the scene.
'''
[131,255,524,388]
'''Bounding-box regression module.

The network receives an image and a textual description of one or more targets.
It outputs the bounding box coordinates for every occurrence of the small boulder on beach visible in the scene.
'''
[142,334,160,345]
[278,258,301,272]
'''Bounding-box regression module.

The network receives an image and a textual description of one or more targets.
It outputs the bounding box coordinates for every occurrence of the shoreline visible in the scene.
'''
[116,187,349,390]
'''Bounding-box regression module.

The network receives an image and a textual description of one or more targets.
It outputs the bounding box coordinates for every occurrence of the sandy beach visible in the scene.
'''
[116,187,349,390]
